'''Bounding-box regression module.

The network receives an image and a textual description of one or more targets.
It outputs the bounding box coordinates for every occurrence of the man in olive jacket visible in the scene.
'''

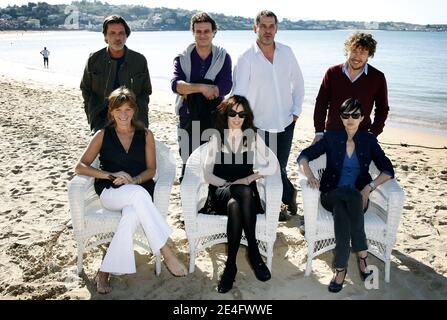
[80,15,151,133]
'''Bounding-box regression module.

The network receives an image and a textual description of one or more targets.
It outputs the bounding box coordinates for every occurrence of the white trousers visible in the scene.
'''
[99,184,172,274]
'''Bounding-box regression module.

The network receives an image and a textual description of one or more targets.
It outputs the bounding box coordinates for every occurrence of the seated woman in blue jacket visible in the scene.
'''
[297,98,394,293]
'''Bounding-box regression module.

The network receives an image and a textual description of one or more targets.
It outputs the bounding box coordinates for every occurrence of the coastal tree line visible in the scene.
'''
[0,1,445,31]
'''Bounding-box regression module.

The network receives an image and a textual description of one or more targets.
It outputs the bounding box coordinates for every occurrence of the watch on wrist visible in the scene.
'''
[368,181,376,191]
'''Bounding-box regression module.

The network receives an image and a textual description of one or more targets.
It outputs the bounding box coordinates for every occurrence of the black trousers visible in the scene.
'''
[320,187,368,269]
[258,121,296,205]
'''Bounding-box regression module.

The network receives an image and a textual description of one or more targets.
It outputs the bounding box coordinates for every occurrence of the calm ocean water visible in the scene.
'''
[1,30,446,134]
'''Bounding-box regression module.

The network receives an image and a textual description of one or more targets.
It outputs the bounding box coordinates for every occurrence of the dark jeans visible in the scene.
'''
[259,121,296,205]
[320,187,368,269]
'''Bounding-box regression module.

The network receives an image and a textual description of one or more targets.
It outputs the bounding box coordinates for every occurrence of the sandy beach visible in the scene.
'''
[0,74,446,300]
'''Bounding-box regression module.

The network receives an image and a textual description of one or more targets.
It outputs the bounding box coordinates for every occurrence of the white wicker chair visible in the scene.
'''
[181,142,282,274]
[299,154,405,283]
[68,140,176,275]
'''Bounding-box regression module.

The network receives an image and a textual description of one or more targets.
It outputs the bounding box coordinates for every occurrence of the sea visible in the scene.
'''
[0,30,446,135]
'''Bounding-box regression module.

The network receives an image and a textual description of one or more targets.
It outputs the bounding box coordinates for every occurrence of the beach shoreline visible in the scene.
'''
[2,62,444,148]
[0,74,446,300]
[1,64,446,143]
[2,28,446,132]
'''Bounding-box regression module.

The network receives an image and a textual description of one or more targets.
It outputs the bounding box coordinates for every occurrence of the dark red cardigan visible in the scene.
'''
[314,64,389,136]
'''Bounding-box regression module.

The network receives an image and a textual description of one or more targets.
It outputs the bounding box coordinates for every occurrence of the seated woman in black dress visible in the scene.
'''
[200,95,278,293]
[75,87,187,294]
[297,98,395,293]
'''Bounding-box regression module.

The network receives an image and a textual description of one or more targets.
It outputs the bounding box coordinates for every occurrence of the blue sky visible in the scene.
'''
[1,0,446,24]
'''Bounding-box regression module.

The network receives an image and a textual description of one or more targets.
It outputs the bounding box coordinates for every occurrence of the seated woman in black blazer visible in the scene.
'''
[297,98,395,293]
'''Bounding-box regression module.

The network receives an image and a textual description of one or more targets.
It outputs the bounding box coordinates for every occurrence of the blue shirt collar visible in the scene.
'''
[342,62,368,83]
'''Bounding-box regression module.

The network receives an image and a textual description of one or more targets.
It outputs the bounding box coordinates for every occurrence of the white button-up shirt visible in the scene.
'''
[232,42,305,132]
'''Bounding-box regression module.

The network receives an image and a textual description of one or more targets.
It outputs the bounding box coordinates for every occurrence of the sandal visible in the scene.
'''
[95,271,112,294]
[328,268,347,293]
[357,254,373,281]
[163,257,188,277]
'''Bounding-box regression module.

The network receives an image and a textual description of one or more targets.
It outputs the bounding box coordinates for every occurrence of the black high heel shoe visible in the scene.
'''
[217,264,237,293]
[358,255,373,281]
[250,256,271,282]
[328,268,347,293]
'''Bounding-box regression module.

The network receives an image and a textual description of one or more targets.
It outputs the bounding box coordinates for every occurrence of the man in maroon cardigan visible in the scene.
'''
[312,32,389,144]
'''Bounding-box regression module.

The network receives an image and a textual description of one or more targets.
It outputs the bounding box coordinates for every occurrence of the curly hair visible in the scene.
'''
[344,32,377,58]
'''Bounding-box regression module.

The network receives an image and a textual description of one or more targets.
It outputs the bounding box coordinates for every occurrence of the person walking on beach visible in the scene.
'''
[232,10,305,221]
[199,95,278,293]
[40,47,50,68]
[312,32,389,145]
[298,98,394,293]
[80,15,152,134]
[75,87,187,294]
[171,12,232,180]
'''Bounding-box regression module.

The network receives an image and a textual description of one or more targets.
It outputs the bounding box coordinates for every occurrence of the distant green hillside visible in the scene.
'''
[0,1,445,32]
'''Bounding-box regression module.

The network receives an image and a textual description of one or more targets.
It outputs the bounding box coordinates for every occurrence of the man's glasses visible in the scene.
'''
[228,110,248,119]
[341,112,362,120]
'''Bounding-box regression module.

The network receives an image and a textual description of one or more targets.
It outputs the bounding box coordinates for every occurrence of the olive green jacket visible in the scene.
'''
[80,46,151,132]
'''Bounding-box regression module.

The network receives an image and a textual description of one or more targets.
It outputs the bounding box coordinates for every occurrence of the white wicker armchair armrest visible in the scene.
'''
[376,178,405,199]
[377,178,405,242]
[181,172,203,235]
[67,174,94,238]
[299,177,321,238]
[262,172,282,241]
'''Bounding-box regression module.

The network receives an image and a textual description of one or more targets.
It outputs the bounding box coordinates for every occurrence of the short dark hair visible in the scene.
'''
[255,10,278,25]
[190,12,217,33]
[103,15,131,37]
[344,32,377,58]
[340,98,364,116]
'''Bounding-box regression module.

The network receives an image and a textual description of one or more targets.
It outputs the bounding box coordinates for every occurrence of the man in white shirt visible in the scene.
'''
[232,10,304,221]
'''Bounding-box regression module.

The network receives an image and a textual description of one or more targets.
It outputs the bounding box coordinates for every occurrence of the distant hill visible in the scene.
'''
[1,1,446,32]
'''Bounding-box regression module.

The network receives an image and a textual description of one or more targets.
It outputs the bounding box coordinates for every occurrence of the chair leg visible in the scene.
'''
[305,242,314,277]
[266,242,273,272]
[189,242,196,273]
[384,247,392,283]
[76,244,84,275]
[385,259,391,283]
[155,253,161,276]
